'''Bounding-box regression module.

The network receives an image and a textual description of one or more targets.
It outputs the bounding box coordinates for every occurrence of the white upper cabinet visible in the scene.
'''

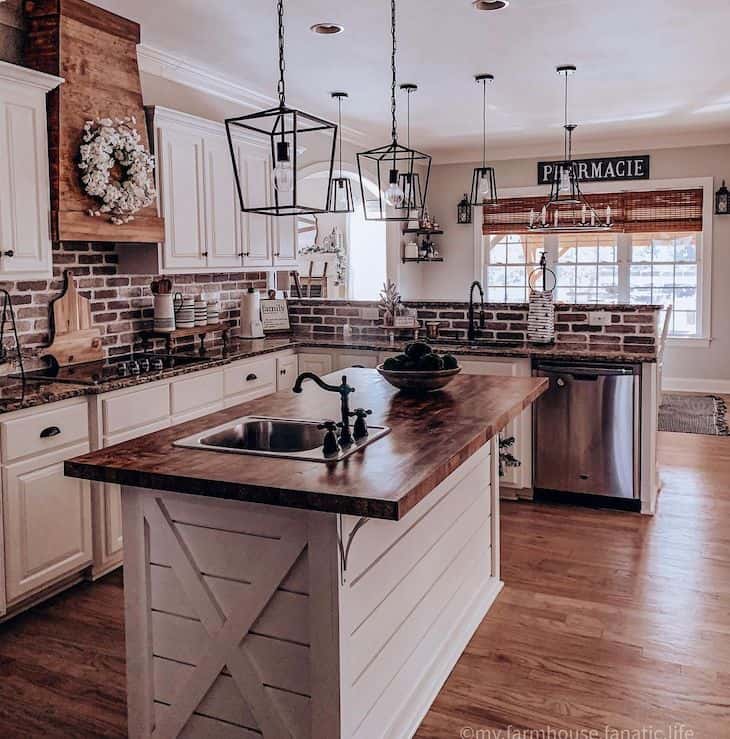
[204,134,241,270]
[156,119,207,271]
[0,62,62,280]
[153,107,294,274]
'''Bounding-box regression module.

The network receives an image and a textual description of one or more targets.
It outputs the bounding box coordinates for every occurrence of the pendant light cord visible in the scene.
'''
[337,96,343,177]
[390,0,397,144]
[277,0,286,107]
[563,70,569,160]
[482,78,488,169]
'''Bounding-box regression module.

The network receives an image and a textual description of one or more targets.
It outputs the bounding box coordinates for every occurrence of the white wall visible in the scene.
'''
[425,144,730,388]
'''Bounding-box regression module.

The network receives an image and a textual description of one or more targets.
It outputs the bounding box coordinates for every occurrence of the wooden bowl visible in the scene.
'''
[376,364,462,393]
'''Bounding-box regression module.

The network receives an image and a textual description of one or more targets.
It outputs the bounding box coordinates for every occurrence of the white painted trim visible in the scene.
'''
[137,44,367,145]
[0,60,63,92]
[663,377,730,394]
[667,337,712,348]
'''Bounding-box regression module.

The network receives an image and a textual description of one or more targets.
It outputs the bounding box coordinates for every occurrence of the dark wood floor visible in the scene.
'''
[1,430,729,737]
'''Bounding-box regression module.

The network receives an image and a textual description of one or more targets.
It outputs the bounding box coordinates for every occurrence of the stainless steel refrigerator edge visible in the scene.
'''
[533,362,641,499]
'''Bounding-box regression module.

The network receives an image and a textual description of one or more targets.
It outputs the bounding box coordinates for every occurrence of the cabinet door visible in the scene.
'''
[158,124,207,270]
[273,215,298,268]
[337,352,379,370]
[276,354,299,392]
[298,353,333,376]
[235,141,273,268]
[460,359,531,490]
[204,135,241,270]
[3,442,92,604]
[0,87,52,277]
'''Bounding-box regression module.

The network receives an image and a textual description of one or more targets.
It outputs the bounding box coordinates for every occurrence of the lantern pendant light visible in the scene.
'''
[356,0,432,222]
[397,84,425,212]
[328,92,354,213]
[225,0,337,216]
[528,65,612,232]
[469,74,498,208]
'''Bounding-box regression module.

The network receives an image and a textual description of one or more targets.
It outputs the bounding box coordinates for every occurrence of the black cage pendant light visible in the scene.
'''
[356,0,432,222]
[469,74,498,207]
[397,84,425,212]
[225,0,337,216]
[328,92,354,213]
[528,65,611,232]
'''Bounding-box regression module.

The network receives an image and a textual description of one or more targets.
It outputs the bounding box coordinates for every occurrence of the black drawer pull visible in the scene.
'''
[40,426,61,439]
[246,373,258,382]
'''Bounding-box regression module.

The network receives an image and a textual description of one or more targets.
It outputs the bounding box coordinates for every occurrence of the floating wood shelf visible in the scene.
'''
[140,322,233,355]
[402,228,444,235]
[401,257,444,264]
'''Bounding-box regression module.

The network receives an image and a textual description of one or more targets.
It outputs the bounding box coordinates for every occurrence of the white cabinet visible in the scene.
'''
[0,62,62,280]
[298,352,334,376]
[157,119,207,271]
[204,134,241,270]
[224,355,277,407]
[153,107,293,274]
[170,368,224,423]
[460,358,533,492]
[276,354,299,391]
[336,352,379,370]
[234,139,274,269]
[3,442,92,604]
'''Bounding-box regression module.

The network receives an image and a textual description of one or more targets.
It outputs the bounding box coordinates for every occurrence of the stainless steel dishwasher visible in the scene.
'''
[533,361,640,500]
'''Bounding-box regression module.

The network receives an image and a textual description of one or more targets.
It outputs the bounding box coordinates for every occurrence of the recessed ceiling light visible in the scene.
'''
[310,22,344,35]
[472,0,509,10]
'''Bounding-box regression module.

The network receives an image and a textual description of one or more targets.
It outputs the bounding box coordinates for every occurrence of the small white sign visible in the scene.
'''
[260,299,291,332]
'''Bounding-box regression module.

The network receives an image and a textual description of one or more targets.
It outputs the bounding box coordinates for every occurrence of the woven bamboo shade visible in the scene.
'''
[483,188,703,235]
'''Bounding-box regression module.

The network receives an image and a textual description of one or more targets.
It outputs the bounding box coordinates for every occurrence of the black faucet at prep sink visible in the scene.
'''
[293,372,362,448]
[468,280,486,342]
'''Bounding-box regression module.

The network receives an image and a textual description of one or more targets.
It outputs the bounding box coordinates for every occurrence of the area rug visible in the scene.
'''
[658,394,730,436]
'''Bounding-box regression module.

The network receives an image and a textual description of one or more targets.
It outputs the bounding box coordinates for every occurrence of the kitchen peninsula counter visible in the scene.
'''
[64,369,546,739]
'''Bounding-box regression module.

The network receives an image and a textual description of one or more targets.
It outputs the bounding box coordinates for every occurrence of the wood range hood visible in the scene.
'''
[23,0,165,243]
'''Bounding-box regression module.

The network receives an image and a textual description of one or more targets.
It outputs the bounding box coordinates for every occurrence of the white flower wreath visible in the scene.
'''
[78,116,156,225]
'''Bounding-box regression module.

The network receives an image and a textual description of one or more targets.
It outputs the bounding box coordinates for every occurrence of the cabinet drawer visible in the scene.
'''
[3,441,92,604]
[170,370,224,416]
[224,356,276,398]
[276,354,299,392]
[1,401,89,463]
[298,352,333,376]
[336,352,379,370]
[103,383,170,437]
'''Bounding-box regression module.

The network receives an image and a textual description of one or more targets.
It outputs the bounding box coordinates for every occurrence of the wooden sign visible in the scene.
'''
[538,155,650,185]
[260,299,291,333]
[23,0,165,243]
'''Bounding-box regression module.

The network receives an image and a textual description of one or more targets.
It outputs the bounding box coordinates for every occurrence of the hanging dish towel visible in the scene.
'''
[527,288,555,344]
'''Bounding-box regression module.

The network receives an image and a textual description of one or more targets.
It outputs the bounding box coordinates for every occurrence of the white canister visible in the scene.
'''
[404,241,419,260]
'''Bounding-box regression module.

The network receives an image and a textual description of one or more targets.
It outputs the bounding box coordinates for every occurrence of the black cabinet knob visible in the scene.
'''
[246,373,258,382]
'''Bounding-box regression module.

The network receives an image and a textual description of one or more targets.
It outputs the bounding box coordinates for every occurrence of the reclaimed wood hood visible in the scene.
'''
[23,0,165,243]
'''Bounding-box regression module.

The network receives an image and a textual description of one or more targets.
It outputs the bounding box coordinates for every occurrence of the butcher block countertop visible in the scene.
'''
[65,368,548,520]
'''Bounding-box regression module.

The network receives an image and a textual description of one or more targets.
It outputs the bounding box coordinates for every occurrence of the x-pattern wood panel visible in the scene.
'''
[143,498,308,739]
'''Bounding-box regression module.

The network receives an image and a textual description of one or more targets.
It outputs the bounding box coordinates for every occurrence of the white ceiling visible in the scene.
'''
[91,0,730,163]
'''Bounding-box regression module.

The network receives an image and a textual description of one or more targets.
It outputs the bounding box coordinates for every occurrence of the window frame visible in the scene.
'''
[475,177,714,344]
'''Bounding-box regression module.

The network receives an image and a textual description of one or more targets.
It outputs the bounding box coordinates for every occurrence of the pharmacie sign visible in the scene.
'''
[537,155,650,185]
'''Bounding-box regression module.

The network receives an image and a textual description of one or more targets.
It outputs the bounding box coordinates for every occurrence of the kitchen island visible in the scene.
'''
[66,368,547,739]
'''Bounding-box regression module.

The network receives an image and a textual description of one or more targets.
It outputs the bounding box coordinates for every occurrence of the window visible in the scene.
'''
[485,234,545,303]
[629,232,699,337]
[484,230,704,338]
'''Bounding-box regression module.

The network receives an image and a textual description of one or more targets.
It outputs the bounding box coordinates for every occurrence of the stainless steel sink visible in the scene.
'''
[173,416,390,462]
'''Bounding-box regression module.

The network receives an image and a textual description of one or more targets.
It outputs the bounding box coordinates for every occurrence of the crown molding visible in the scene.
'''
[0,60,63,92]
[137,44,368,146]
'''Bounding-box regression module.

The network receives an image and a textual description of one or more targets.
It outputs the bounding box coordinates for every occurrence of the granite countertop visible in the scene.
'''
[0,333,655,415]
[65,368,548,520]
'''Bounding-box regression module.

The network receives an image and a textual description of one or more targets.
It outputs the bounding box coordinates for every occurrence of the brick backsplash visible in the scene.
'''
[289,299,661,354]
[0,242,267,364]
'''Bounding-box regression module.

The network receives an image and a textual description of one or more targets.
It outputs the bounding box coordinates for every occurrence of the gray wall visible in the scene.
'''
[425,144,730,387]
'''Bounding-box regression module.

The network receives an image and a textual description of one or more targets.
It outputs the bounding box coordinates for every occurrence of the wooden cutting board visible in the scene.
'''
[45,271,104,366]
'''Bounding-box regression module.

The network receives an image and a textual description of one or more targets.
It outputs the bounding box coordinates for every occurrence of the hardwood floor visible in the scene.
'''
[0,430,728,737]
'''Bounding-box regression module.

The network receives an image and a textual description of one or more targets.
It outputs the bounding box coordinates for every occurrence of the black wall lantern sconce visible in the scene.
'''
[716,180,729,215]
[457,194,472,224]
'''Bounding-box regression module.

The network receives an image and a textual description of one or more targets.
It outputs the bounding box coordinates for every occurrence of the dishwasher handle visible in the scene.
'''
[537,364,636,377]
